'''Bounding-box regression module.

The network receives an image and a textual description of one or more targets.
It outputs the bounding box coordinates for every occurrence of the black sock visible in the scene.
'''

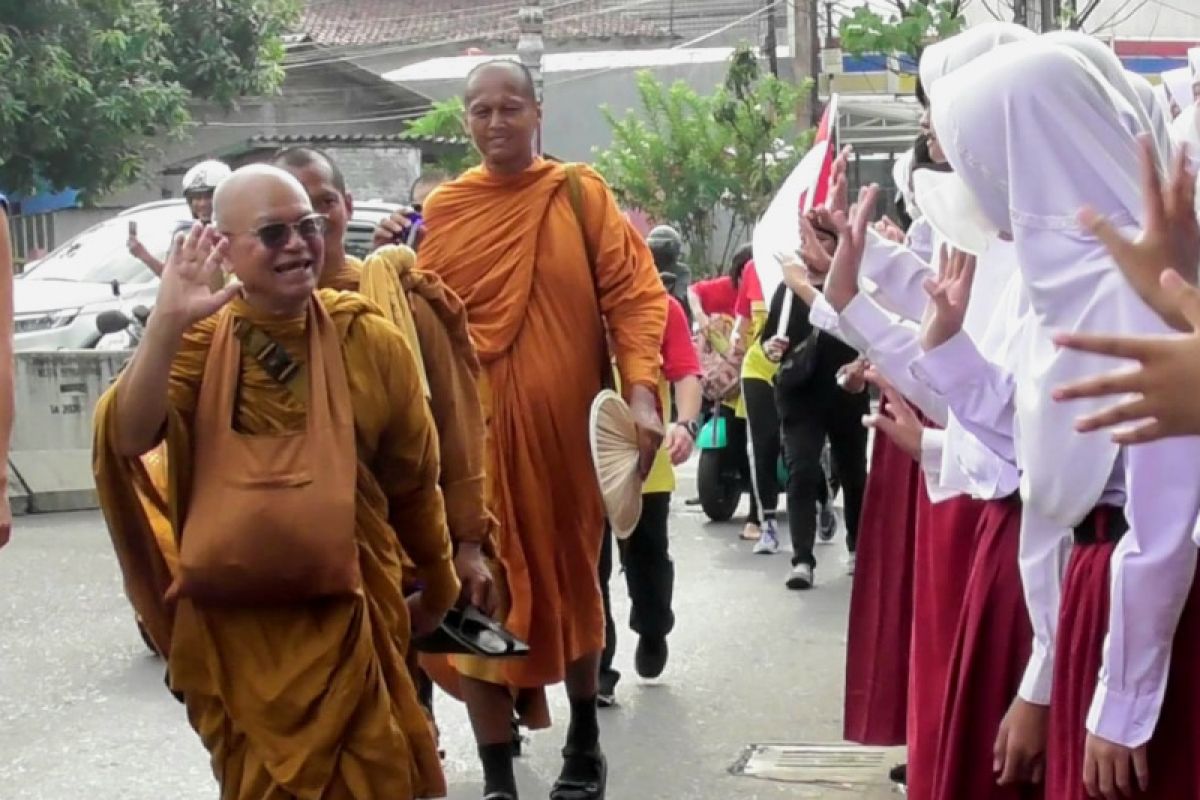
[566,695,600,753]
[478,741,517,797]
[763,510,777,522]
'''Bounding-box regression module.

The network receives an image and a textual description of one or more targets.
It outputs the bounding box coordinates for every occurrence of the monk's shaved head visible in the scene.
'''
[213,164,312,231]
[465,60,538,102]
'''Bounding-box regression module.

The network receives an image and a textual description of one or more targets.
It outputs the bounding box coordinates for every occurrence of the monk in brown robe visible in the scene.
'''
[92,165,457,799]
[416,61,668,800]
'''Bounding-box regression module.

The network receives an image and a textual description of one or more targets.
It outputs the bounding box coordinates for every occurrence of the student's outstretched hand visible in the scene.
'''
[1078,135,1199,332]
[1054,269,1200,444]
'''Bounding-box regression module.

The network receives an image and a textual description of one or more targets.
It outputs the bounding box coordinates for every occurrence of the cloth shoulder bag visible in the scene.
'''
[166,298,360,605]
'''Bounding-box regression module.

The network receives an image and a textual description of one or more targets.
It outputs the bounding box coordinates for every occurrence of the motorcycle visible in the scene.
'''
[94,304,150,350]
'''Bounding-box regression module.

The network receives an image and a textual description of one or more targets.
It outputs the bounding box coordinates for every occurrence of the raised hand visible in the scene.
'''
[154,223,241,331]
[823,184,879,312]
[920,245,977,352]
[1078,134,1199,332]
[372,207,419,250]
[862,367,924,460]
[829,145,853,214]
[874,216,906,244]
[798,212,834,277]
[1053,269,1200,444]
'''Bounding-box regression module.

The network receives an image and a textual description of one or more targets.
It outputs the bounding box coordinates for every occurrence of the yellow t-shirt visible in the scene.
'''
[735,303,779,417]
[613,369,676,495]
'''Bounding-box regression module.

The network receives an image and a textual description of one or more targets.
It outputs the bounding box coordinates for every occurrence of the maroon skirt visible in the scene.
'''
[933,497,1040,800]
[1047,508,1200,800]
[843,433,920,745]
[907,485,986,800]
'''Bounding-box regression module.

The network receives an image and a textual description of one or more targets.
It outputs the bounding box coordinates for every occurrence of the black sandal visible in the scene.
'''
[484,793,517,800]
[549,747,607,800]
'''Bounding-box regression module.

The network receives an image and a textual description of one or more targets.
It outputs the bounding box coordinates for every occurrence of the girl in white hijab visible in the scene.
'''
[931,40,1200,800]
[811,21,1040,800]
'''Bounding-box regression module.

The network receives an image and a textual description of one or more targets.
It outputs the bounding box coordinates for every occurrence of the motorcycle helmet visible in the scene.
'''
[181,160,232,197]
[646,225,682,269]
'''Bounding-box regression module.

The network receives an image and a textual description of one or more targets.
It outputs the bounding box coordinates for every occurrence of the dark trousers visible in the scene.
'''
[777,386,869,568]
[743,377,782,518]
[718,403,759,523]
[600,492,674,677]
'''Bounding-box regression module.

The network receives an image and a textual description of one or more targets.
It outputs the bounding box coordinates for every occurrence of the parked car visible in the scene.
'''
[14,198,400,351]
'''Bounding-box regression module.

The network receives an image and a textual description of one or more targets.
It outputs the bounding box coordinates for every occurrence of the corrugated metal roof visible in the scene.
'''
[300,0,671,47]
[246,132,465,147]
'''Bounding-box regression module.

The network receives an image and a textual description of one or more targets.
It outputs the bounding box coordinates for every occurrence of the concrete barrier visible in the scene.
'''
[9,350,128,514]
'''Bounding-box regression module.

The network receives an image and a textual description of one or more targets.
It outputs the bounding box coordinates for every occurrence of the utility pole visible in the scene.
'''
[808,0,821,126]
[1012,0,1028,28]
[1040,0,1060,30]
[517,1,545,153]
[791,0,818,124]
[765,0,779,77]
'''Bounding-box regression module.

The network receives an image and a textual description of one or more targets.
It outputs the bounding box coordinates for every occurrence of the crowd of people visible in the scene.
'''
[72,22,1200,800]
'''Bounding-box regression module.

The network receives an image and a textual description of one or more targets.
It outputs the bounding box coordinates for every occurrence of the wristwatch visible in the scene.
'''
[680,418,700,440]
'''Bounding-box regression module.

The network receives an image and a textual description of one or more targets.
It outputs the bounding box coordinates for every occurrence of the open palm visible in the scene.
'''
[921,246,976,352]
[156,223,241,328]
[1079,135,1200,332]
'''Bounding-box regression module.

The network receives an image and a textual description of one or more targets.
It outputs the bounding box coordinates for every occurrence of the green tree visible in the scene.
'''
[160,1,300,107]
[402,96,479,177]
[0,0,298,200]
[838,1,967,61]
[594,46,812,275]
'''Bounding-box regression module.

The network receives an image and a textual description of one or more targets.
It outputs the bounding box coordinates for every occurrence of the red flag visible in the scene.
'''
[799,94,839,213]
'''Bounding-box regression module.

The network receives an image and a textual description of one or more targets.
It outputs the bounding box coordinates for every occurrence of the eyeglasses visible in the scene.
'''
[245,214,328,249]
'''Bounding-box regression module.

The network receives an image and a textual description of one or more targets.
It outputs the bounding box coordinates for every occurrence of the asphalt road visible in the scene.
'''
[0,467,899,800]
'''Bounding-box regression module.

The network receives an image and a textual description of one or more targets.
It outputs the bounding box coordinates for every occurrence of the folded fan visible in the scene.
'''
[589,390,643,540]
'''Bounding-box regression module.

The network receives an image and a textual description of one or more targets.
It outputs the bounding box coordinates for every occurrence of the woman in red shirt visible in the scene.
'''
[687,246,759,536]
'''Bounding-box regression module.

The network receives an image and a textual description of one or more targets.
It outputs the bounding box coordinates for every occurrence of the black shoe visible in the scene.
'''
[634,635,668,679]
[597,669,620,708]
[888,763,907,786]
[551,747,607,800]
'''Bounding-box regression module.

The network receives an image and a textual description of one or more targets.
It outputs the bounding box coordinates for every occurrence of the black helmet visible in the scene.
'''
[646,225,682,268]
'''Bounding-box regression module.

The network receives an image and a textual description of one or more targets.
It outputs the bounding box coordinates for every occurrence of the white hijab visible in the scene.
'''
[918,21,1034,91]
[930,41,1145,525]
[1126,71,1176,164]
[1162,66,1195,113]
[1042,31,1166,171]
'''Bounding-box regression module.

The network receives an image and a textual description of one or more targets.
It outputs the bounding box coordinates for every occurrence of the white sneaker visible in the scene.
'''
[753,520,780,555]
[786,563,814,590]
[846,553,857,575]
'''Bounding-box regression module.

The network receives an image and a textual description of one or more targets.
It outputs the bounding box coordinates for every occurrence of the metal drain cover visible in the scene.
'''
[730,742,903,787]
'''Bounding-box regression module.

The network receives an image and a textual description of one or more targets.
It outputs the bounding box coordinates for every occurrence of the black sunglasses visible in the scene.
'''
[250,213,328,249]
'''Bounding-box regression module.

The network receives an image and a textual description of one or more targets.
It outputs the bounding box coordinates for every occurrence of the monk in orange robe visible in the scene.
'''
[92,165,457,799]
[416,61,668,800]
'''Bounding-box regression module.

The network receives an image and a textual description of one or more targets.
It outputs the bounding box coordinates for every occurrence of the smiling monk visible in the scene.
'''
[93,165,457,799]
[415,61,667,800]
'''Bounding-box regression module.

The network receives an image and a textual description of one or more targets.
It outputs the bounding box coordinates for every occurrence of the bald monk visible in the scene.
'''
[92,165,458,799]
[417,60,668,800]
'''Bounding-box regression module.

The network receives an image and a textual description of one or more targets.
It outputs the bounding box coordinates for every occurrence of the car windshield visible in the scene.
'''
[23,209,181,285]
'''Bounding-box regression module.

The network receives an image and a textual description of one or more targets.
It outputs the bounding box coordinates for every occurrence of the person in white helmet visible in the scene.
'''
[127,159,231,276]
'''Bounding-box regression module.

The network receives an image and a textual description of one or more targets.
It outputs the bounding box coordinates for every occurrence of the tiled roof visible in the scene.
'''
[299,0,672,47]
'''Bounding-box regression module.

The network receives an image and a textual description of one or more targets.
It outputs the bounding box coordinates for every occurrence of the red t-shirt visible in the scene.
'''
[735,260,763,319]
[662,296,701,383]
[690,276,738,318]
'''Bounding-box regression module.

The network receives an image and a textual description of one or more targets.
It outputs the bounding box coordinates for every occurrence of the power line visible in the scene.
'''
[544,0,784,89]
